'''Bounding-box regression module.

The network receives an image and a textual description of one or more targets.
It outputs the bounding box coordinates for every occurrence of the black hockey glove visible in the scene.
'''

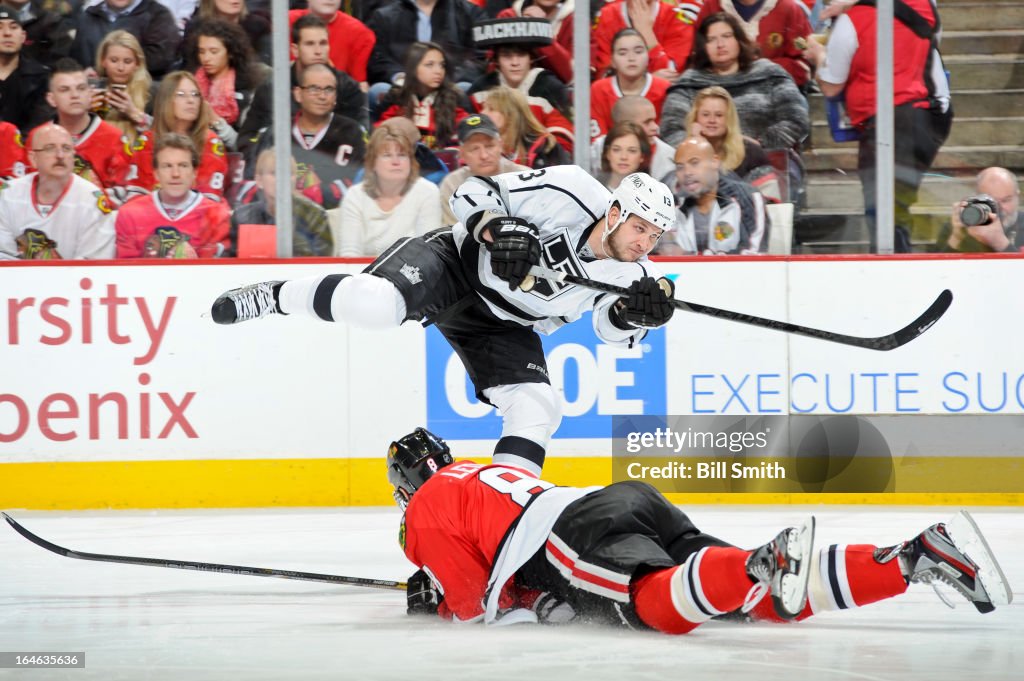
[610,277,676,329]
[406,569,443,616]
[485,217,542,291]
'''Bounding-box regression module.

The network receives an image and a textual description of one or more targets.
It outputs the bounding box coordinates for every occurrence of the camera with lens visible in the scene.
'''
[960,194,999,227]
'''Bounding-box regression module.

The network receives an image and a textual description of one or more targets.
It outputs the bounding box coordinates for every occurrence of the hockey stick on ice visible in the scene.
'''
[3,513,406,591]
[526,265,952,351]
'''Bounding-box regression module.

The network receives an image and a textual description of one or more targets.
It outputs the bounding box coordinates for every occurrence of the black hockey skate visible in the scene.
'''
[743,516,815,620]
[211,281,284,324]
[875,511,1012,614]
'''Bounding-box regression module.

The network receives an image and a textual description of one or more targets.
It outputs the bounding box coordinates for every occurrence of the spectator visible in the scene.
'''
[479,85,570,169]
[938,168,1024,253]
[591,95,675,182]
[809,0,951,253]
[161,0,199,33]
[0,123,115,259]
[439,113,527,225]
[120,71,229,200]
[228,147,334,257]
[338,124,441,257]
[71,0,182,79]
[373,116,450,185]
[0,119,26,178]
[366,0,486,101]
[660,136,768,255]
[238,14,367,148]
[1,0,73,67]
[660,13,809,151]
[378,42,470,150]
[93,30,153,145]
[684,85,781,202]
[496,0,575,83]
[185,18,263,149]
[115,133,231,258]
[0,6,52,132]
[38,59,129,191]
[247,63,367,210]
[598,120,651,190]
[693,0,814,89]
[289,0,375,89]
[591,0,702,80]
[590,27,671,140]
[497,0,577,82]
[185,0,272,66]
[468,18,574,153]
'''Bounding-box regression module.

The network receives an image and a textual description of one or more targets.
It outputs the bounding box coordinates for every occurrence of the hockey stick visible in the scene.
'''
[3,512,406,591]
[526,265,953,351]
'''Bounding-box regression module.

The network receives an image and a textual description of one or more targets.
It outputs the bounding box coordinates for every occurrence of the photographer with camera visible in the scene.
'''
[939,167,1023,253]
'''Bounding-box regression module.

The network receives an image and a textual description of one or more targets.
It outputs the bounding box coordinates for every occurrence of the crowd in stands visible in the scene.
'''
[0,0,975,259]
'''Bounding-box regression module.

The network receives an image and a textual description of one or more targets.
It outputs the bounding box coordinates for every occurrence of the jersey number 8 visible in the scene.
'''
[478,467,554,507]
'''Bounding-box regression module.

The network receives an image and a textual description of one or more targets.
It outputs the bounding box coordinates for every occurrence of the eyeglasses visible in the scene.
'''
[300,85,337,96]
[32,144,75,155]
[175,90,202,99]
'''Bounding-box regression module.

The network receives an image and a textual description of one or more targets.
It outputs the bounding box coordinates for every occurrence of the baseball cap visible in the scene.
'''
[458,114,500,143]
[0,6,23,26]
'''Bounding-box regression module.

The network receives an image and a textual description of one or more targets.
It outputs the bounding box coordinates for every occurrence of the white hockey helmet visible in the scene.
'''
[604,172,677,241]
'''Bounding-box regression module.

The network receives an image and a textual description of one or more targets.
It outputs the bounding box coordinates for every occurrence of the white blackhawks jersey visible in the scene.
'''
[449,165,664,344]
[0,173,116,260]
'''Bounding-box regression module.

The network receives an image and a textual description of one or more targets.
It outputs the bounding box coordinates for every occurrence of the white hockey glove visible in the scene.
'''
[485,217,542,291]
[610,277,676,329]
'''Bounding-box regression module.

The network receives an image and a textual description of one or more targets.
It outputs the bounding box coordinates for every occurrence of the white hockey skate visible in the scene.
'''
[211,281,284,324]
[743,516,816,620]
[877,510,1013,613]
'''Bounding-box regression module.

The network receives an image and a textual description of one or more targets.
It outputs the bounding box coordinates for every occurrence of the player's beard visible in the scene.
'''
[603,231,639,262]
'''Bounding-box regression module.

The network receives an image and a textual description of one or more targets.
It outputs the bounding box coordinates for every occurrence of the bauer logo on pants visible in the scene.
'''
[425,312,668,439]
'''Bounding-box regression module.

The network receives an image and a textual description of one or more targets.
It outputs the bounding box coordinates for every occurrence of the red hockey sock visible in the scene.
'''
[634,547,752,635]
[747,544,909,623]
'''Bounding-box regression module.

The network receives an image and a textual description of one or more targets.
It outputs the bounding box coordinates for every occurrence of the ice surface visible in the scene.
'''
[1,506,1020,681]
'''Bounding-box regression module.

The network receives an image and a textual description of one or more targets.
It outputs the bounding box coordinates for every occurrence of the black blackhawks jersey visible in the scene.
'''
[250,113,367,210]
[449,165,664,344]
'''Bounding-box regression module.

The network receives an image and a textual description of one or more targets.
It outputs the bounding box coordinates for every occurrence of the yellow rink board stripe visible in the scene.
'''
[1,458,1022,510]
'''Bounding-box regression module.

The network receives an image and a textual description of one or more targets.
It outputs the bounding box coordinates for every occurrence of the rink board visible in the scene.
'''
[1,256,1022,508]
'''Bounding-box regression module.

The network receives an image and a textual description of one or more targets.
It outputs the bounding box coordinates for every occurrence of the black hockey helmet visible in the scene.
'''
[386,428,454,509]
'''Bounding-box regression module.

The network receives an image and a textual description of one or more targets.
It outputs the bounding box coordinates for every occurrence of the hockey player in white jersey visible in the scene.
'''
[211,166,677,474]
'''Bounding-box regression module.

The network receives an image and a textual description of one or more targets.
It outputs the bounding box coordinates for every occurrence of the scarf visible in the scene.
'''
[195,68,239,125]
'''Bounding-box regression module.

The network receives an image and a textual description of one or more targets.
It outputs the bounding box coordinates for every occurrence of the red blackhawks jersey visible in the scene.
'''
[589,74,671,140]
[378,95,469,150]
[28,115,130,190]
[0,122,27,179]
[121,129,229,199]
[592,0,703,76]
[114,191,231,258]
[402,461,594,623]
